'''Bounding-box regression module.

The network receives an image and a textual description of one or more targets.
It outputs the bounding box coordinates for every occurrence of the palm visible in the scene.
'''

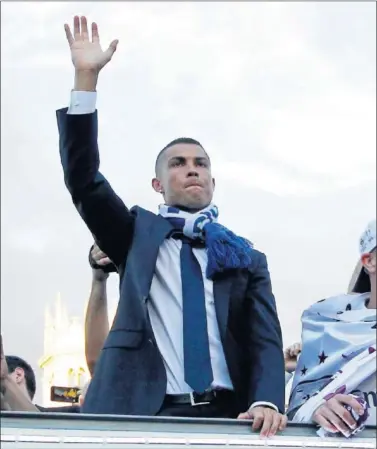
[65,16,118,72]
[71,41,106,71]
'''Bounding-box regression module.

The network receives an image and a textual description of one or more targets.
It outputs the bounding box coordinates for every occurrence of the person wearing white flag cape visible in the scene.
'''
[287,220,376,437]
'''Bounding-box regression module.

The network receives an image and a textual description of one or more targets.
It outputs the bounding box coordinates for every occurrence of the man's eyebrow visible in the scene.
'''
[167,155,210,164]
[168,156,186,163]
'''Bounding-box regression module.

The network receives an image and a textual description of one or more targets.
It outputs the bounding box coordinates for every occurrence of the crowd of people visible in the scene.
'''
[1,14,376,441]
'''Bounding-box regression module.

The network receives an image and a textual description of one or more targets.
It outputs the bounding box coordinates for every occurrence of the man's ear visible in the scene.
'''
[361,252,376,275]
[14,367,25,384]
[212,178,216,191]
[152,178,164,194]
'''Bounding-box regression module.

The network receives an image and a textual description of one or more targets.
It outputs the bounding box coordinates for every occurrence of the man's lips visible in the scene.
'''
[185,182,203,188]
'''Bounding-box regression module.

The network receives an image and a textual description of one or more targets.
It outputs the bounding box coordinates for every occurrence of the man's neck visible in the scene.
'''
[170,204,206,214]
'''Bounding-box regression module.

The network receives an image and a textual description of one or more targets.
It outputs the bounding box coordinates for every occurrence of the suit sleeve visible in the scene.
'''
[246,252,285,413]
[56,108,134,267]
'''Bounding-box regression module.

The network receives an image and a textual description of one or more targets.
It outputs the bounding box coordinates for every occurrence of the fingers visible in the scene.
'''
[64,24,74,47]
[318,406,351,437]
[251,412,264,432]
[328,398,357,430]
[313,410,338,434]
[65,15,118,62]
[259,411,273,437]
[80,16,89,40]
[97,257,111,266]
[92,22,99,43]
[279,414,288,431]
[67,16,95,43]
[266,412,282,437]
[73,15,81,40]
[91,244,105,258]
[334,394,364,415]
[92,248,106,260]
[239,408,285,438]
[93,253,110,264]
[313,395,365,437]
[237,411,251,420]
[289,342,301,357]
[284,342,301,359]
[91,244,112,266]
[104,39,119,60]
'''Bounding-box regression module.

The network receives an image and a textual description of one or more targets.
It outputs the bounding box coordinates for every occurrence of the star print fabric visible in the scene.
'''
[287,292,376,431]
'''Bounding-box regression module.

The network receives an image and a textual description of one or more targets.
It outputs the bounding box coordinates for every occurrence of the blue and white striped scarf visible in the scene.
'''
[158,203,253,279]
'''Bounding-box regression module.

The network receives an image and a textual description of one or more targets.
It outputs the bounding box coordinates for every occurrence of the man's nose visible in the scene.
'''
[186,161,199,177]
[187,169,199,178]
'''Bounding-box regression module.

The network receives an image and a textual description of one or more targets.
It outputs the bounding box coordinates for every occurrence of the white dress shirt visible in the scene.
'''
[148,238,233,393]
[66,91,278,412]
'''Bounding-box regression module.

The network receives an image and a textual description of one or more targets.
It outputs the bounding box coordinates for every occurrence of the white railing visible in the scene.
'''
[1,412,376,449]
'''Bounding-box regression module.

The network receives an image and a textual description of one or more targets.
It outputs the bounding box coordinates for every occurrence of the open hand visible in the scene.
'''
[64,16,118,73]
[238,406,287,438]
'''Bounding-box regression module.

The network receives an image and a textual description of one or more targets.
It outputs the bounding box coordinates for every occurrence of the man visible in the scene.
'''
[5,356,37,402]
[287,220,376,437]
[1,336,80,413]
[0,340,39,412]
[57,16,286,436]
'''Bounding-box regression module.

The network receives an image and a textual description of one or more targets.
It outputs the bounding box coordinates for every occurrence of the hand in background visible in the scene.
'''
[284,342,302,373]
[91,243,112,282]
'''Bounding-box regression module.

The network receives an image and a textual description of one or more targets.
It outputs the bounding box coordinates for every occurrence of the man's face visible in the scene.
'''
[152,143,215,211]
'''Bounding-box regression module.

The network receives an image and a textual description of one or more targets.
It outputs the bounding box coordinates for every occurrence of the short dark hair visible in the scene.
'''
[155,137,209,176]
[6,355,36,400]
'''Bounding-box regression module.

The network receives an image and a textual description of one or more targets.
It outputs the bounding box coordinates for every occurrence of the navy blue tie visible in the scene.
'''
[180,237,213,393]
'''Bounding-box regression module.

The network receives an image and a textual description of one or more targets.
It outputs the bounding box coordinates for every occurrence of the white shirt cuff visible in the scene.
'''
[249,401,279,413]
[68,91,97,115]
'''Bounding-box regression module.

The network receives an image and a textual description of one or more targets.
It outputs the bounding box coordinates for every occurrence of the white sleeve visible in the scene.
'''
[249,401,279,413]
[67,91,97,115]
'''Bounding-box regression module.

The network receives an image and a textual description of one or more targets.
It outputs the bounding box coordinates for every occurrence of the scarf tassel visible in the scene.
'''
[204,223,253,278]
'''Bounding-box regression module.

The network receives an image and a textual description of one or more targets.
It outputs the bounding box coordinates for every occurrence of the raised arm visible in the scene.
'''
[57,16,133,267]
[85,244,111,376]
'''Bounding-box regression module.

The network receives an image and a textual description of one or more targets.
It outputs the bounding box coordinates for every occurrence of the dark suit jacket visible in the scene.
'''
[56,108,286,416]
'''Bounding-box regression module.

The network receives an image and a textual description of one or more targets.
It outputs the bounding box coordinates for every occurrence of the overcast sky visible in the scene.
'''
[1,2,376,403]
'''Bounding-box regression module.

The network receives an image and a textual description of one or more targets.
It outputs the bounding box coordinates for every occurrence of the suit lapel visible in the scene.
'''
[132,208,234,340]
[135,208,173,299]
[213,275,233,343]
